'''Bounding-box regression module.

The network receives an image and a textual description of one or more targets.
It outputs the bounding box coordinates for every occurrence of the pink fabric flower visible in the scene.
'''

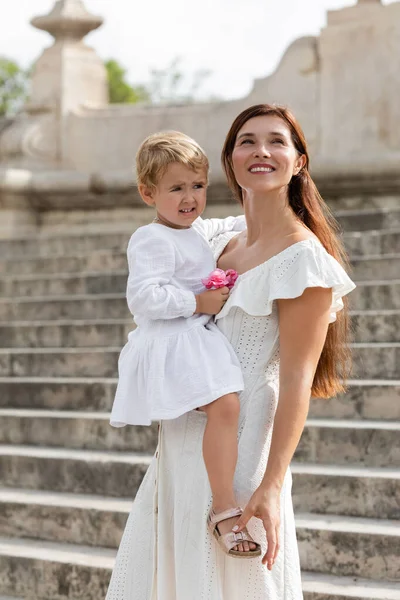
[202,268,238,290]
[225,269,238,289]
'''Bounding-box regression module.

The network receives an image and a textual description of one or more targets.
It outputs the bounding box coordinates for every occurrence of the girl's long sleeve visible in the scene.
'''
[126,231,196,320]
[193,215,246,242]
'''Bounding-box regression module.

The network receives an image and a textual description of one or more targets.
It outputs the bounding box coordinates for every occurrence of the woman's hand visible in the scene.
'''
[232,486,281,569]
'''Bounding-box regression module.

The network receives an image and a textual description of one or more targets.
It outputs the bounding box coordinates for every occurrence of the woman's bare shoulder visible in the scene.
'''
[288,227,319,245]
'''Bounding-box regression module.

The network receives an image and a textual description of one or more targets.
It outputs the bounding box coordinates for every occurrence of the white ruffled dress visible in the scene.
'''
[106,233,356,600]
[110,217,246,427]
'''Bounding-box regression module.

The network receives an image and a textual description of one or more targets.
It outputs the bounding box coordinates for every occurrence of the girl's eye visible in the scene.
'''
[272,138,284,145]
[194,184,204,189]
[240,139,253,145]
[171,187,182,192]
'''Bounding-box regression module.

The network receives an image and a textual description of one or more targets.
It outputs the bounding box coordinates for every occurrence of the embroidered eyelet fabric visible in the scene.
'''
[106,233,356,600]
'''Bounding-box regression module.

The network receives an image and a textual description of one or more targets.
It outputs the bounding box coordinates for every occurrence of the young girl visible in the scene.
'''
[110,131,261,558]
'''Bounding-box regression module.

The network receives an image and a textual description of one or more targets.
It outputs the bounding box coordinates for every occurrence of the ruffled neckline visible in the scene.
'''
[215,234,323,281]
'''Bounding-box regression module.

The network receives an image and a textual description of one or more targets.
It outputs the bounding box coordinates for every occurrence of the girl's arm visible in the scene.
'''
[127,231,196,320]
[233,286,332,568]
[193,215,246,242]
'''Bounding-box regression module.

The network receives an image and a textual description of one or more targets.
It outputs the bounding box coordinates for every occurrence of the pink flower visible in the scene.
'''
[225,269,238,289]
[202,268,238,290]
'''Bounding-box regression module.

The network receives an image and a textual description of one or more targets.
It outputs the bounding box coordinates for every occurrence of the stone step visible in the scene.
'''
[1,378,398,421]
[0,230,131,260]
[0,248,397,280]
[0,377,117,412]
[0,319,132,349]
[335,207,400,232]
[351,310,400,343]
[351,254,400,281]
[302,572,400,600]
[0,252,398,298]
[0,251,127,276]
[0,310,398,349]
[0,409,398,468]
[0,488,130,549]
[302,571,400,600]
[352,343,400,379]
[348,280,400,310]
[0,343,398,378]
[0,347,120,378]
[0,410,158,454]
[0,489,399,586]
[302,573,400,600]
[0,202,397,260]
[0,240,398,298]
[0,536,113,599]
[0,444,398,518]
[1,278,398,323]
[292,463,400,520]
[0,272,127,298]
[297,513,400,582]
[0,294,129,322]
[0,445,151,498]
[310,380,400,421]
[297,418,400,468]
[344,228,400,256]
[1,536,396,600]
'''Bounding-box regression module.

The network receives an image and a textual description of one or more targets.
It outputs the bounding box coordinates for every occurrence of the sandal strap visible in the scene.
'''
[220,530,261,553]
[208,506,243,525]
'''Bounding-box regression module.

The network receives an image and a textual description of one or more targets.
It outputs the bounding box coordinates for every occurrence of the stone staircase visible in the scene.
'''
[0,204,399,599]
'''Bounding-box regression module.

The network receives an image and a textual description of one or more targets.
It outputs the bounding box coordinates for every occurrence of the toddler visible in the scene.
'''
[110,131,260,558]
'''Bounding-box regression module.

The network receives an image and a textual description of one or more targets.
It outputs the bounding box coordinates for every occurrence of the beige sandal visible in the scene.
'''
[207,507,261,559]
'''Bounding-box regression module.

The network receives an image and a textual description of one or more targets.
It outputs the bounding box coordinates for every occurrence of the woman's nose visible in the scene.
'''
[253,145,271,158]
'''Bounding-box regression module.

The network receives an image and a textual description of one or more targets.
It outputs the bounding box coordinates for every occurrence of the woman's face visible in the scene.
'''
[231,115,305,197]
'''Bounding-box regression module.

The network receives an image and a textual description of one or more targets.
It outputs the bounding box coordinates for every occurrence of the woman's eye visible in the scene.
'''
[240,139,253,145]
[272,138,284,145]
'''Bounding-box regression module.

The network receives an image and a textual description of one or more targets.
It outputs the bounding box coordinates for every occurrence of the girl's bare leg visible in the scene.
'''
[201,393,256,552]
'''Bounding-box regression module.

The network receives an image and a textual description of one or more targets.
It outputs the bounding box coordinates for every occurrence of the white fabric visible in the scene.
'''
[106,232,356,600]
[110,216,246,427]
[215,237,357,324]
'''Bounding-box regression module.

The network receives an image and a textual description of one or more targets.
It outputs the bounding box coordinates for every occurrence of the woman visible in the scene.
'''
[106,104,356,599]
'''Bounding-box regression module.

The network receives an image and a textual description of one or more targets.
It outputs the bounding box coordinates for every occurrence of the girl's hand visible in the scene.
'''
[232,486,281,569]
[195,287,230,315]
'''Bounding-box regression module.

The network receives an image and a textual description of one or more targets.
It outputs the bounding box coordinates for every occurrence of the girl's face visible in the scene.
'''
[231,115,306,198]
[140,163,208,229]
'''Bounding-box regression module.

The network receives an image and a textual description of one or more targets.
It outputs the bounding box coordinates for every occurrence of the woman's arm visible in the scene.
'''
[262,285,332,490]
[233,286,332,568]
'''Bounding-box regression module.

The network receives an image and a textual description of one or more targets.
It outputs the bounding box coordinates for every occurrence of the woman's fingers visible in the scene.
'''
[232,505,253,533]
[262,519,280,569]
[274,525,280,562]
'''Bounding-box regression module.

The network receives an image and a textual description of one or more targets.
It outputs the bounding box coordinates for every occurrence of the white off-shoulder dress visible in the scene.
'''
[110,216,246,427]
[106,234,356,600]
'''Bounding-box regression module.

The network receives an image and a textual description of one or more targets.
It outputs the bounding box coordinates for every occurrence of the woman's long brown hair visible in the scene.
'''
[222,104,352,398]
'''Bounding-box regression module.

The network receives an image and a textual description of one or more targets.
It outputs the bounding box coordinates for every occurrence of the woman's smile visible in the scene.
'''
[248,163,276,174]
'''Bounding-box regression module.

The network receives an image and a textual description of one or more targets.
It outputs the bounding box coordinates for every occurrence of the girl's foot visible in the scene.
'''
[208,506,260,556]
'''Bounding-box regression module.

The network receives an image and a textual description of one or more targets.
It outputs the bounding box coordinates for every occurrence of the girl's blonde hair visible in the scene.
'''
[136,131,209,189]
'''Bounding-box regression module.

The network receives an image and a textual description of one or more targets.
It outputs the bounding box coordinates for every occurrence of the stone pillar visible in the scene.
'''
[29,0,108,162]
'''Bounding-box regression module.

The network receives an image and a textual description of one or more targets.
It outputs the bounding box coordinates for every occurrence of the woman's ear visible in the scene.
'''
[294,155,307,175]
[138,184,155,206]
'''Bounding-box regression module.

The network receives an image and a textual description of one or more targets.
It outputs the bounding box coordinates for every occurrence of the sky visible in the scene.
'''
[1,0,397,100]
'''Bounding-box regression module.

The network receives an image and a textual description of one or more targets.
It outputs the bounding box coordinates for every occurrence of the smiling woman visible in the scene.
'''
[106,106,356,600]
